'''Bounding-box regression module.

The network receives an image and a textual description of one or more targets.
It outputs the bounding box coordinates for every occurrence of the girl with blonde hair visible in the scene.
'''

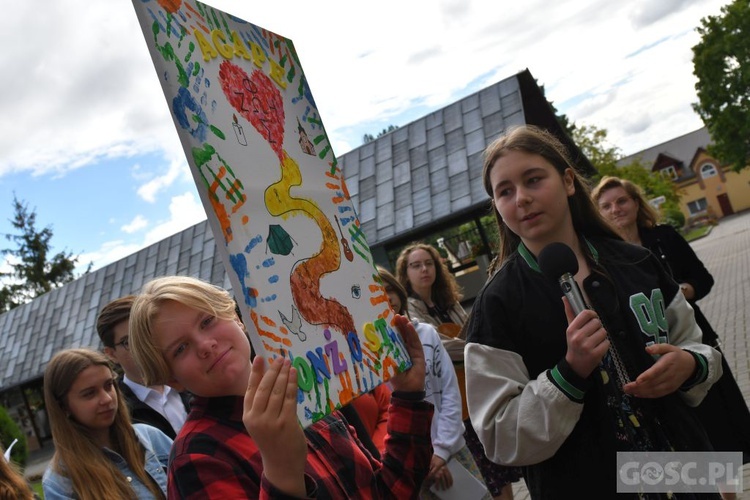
[594,175,750,470]
[42,348,171,500]
[127,275,432,498]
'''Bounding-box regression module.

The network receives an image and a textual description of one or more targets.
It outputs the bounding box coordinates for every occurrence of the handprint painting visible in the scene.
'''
[131,0,411,426]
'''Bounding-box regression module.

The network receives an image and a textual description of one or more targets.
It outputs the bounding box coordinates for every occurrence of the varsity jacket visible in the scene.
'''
[464,237,722,498]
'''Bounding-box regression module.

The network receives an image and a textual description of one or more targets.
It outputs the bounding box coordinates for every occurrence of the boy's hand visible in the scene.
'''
[623,344,696,398]
[563,297,610,379]
[389,315,426,393]
[426,455,453,491]
[243,356,307,497]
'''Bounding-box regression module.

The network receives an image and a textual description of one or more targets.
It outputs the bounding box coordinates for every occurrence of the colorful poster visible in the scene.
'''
[131,0,411,427]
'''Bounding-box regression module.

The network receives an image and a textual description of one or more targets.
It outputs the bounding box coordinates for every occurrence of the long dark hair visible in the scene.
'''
[395,243,462,309]
[482,125,620,262]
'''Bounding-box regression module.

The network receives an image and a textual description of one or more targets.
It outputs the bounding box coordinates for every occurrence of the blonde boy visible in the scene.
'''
[129,275,433,498]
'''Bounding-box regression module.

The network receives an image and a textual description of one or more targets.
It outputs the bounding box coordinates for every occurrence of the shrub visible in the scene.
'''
[662,204,686,230]
[0,405,27,467]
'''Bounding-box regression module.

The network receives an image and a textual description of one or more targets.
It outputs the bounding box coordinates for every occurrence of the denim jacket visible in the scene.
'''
[43,423,172,499]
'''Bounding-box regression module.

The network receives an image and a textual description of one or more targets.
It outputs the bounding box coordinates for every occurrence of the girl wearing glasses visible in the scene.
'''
[396,243,523,500]
[396,243,468,330]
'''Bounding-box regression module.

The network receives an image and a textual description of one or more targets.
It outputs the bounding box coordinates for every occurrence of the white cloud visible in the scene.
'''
[143,192,207,247]
[120,215,148,234]
[136,156,192,203]
[0,0,731,271]
[80,191,207,273]
[75,239,142,276]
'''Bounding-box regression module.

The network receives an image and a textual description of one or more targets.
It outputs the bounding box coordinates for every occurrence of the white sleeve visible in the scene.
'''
[464,342,584,466]
[422,324,465,461]
[665,291,723,406]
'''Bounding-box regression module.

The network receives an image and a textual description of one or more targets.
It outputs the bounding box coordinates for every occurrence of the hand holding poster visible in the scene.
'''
[131,0,411,427]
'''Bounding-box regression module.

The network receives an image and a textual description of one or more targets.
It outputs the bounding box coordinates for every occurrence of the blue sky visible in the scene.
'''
[0,0,729,278]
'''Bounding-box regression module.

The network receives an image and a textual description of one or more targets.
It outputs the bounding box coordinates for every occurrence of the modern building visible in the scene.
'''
[619,127,750,223]
[0,68,590,450]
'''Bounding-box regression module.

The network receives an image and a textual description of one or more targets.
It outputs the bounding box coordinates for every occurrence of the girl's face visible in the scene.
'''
[489,150,575,253]
[65,365,118,434]
[405,248,436,292]
[384,284,403,315]
[596,186,638,230]
[154,300,252,397]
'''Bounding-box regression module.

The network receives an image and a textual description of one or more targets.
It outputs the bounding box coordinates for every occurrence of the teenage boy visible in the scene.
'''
[128,275,433,498]
[97,295,190,439]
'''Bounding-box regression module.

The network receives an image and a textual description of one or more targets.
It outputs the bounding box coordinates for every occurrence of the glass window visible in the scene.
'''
[687,198,708,216]
[700,163,718,179]
[660,165,678,180]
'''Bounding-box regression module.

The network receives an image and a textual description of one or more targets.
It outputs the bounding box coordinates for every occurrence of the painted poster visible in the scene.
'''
[131,0,411,427]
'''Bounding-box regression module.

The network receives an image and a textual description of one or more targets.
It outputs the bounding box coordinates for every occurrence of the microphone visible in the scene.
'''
[538,242,589,315]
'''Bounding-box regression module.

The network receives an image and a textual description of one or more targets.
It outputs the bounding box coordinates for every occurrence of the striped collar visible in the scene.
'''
[518,238,599,273]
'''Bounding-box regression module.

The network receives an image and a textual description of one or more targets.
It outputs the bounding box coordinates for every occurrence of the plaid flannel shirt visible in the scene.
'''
[168,394,433,499]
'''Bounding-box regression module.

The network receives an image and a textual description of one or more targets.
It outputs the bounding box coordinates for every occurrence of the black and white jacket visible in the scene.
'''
[464,237,722,497]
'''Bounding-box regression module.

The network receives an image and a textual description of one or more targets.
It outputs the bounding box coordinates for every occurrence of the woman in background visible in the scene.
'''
[42,348,171,500]
[593,175,750,466]
[396,243,468,331]
[379,266,489,498]
[396,245,522,500]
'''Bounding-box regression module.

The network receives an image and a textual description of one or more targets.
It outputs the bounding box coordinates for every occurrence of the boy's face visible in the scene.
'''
[103,319,146,385]
[154,300,252,397]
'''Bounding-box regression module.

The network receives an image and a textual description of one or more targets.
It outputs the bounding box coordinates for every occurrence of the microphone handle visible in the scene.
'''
[558,273,588,315]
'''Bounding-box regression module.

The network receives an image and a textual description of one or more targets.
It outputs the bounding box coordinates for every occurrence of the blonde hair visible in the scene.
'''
[482,125,620,263]
[129,275,238,386]
[0,444,34,500]
[591,176,659,229]
[395,243,462,310]
[43,348,163,500]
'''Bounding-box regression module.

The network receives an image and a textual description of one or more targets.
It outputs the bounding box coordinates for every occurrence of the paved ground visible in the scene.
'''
[512,210,750,499]
[23,211,750,497]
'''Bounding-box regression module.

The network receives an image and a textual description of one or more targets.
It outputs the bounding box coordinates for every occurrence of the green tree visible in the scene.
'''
[362,125,400,144]
[692,0,750,171]
[572,124,620,173]
[1,195,83,312]
[573,125,682,225]
[0,405,27,467]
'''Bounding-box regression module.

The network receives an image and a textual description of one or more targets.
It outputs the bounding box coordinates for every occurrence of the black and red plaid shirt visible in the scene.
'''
[168,394,433,499]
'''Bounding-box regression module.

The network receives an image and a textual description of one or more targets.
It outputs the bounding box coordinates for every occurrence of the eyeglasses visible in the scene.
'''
[408,259,435,270]
[114,337,130,351]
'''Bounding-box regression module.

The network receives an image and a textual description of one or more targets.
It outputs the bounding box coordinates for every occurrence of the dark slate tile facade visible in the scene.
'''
[0,219,230,392]
[339,74,527,246]
[338,69,591,251]
[0,68,587,396]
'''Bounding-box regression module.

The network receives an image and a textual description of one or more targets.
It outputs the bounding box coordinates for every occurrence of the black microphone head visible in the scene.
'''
[538,242,579,281]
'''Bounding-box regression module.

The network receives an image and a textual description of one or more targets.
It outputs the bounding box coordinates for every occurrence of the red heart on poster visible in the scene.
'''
[219,60,285,160]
